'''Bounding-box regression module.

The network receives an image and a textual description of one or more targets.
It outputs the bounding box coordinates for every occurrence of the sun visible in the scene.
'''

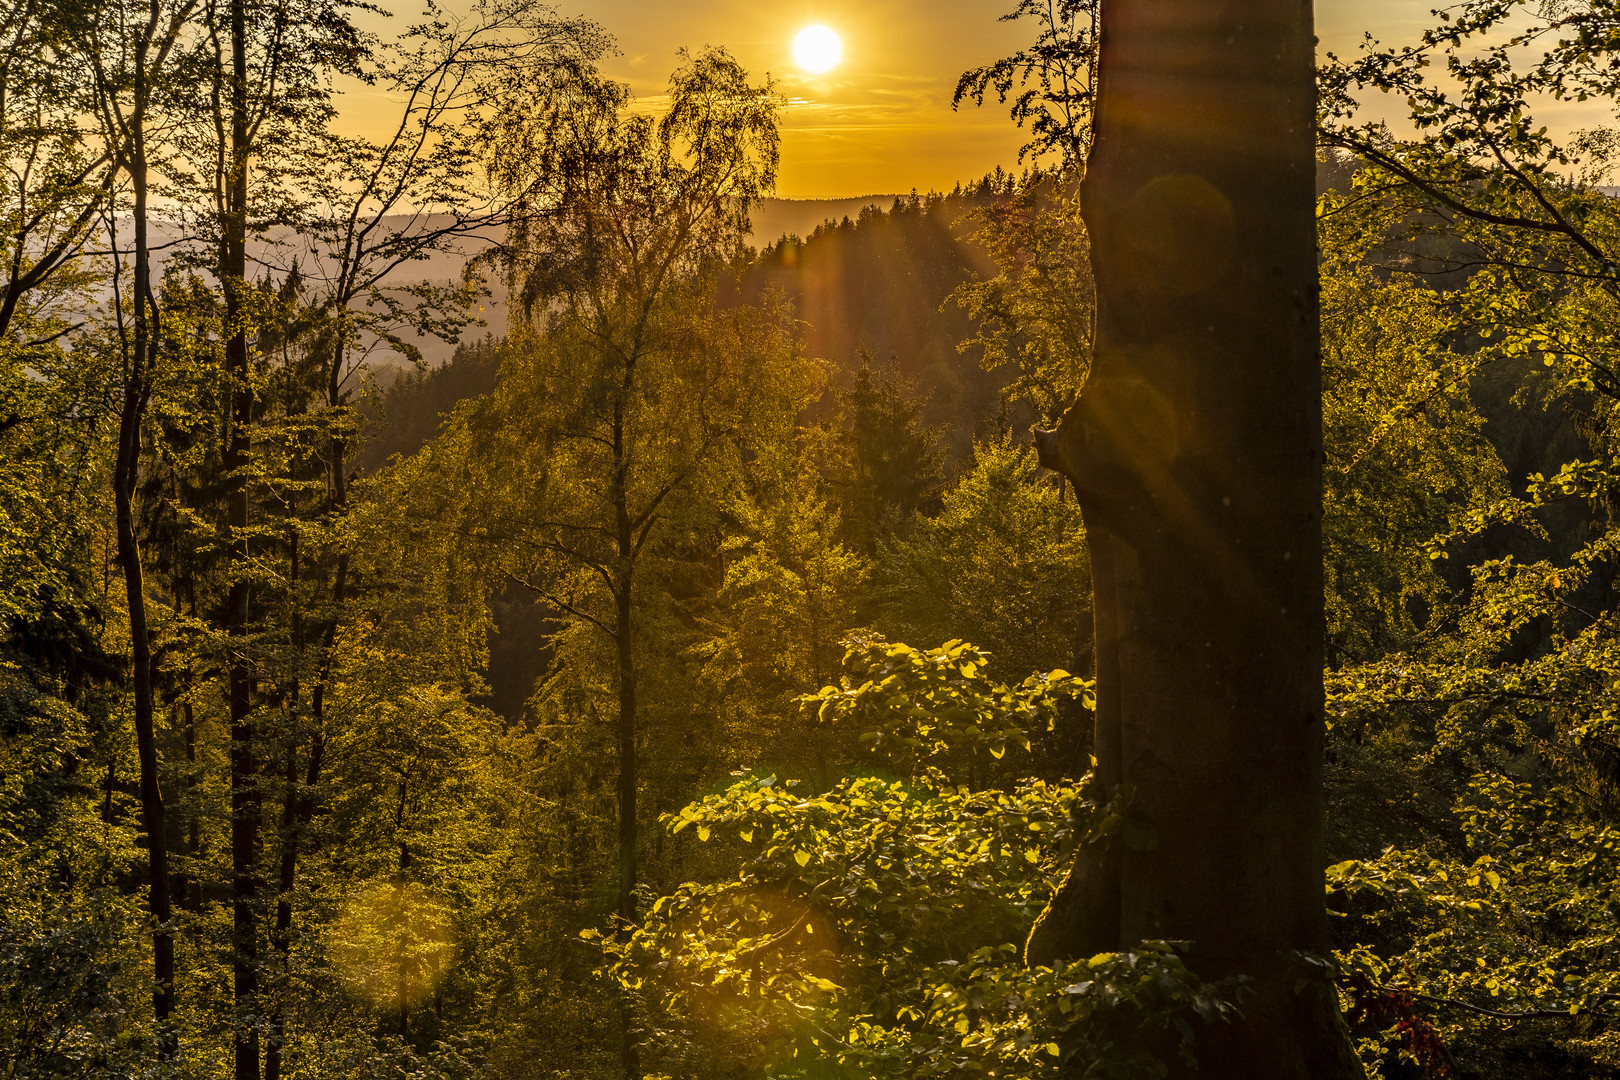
[793,24,842,74]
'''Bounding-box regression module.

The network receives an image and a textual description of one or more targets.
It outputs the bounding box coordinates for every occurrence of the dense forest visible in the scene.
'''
[13,0,1620,1076]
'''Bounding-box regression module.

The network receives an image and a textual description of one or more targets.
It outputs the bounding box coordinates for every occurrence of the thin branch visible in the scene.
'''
[1386,985,1618,1024]
[1319,129,1603,250]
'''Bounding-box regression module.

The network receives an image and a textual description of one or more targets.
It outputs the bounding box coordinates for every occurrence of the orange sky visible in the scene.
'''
[337,1,1613,200]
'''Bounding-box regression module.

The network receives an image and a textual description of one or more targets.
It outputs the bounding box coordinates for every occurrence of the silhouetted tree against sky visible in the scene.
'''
[1031,0,1361,1074]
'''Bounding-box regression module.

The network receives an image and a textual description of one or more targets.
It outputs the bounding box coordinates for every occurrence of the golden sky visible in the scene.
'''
[337,1,1615,200]
[580,0,1037,198]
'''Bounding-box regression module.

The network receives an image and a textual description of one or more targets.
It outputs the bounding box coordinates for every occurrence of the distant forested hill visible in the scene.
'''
[746,194,898,247]
[356,196,927,371]
[734,183,1017,458]
[362,177,1026,471]
[356,334,502,474]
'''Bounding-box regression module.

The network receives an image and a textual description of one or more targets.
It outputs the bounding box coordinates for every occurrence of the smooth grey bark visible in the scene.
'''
[1028,0,1359,1074]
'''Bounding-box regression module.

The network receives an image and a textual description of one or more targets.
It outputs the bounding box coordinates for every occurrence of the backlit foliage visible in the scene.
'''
[602,639,1237,1080]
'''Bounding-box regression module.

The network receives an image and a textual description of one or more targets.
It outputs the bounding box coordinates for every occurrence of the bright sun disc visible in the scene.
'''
[793,25,842,74]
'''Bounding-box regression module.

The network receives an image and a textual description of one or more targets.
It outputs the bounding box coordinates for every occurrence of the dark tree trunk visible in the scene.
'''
[609,398,638,929]
[262,728,323,1080]
[114,74,176,1058]
[265,339,349,1080]
[1028,1,1359,1074]
[612,396,640,1080]
[395,833,411,1043]
[614,577,638,1077]
[614,571,636,927]
[184,692,201,911]
[224,0,260,1072]
[264,493,299,1080]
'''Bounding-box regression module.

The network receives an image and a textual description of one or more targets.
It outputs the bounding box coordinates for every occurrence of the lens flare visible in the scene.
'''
[330,880,455,1009]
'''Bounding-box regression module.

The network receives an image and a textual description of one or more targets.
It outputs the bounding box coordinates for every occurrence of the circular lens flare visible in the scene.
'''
[331,881,455,1009]
[793,25,842,74]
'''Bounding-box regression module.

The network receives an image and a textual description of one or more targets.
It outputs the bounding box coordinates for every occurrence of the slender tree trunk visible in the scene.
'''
[265,340,351,1079]
[182,573,203,912]
[609,396,639,924]
[395,826,411,1042]
[263,665,332,1080]
[184,692,201,911]
[114,70,177,1057]
[264,494,298,1080]
[262,730,323,1080]
[263,746,297,1080]
[614,573,636,925]
[1029,0,1358,1074]
[611,400,639,1080]
[224,0,260,1071]
[614,561,640,1080]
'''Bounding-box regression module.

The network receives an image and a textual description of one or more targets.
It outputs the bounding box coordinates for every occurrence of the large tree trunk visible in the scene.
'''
[1029,1,1358,1074]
